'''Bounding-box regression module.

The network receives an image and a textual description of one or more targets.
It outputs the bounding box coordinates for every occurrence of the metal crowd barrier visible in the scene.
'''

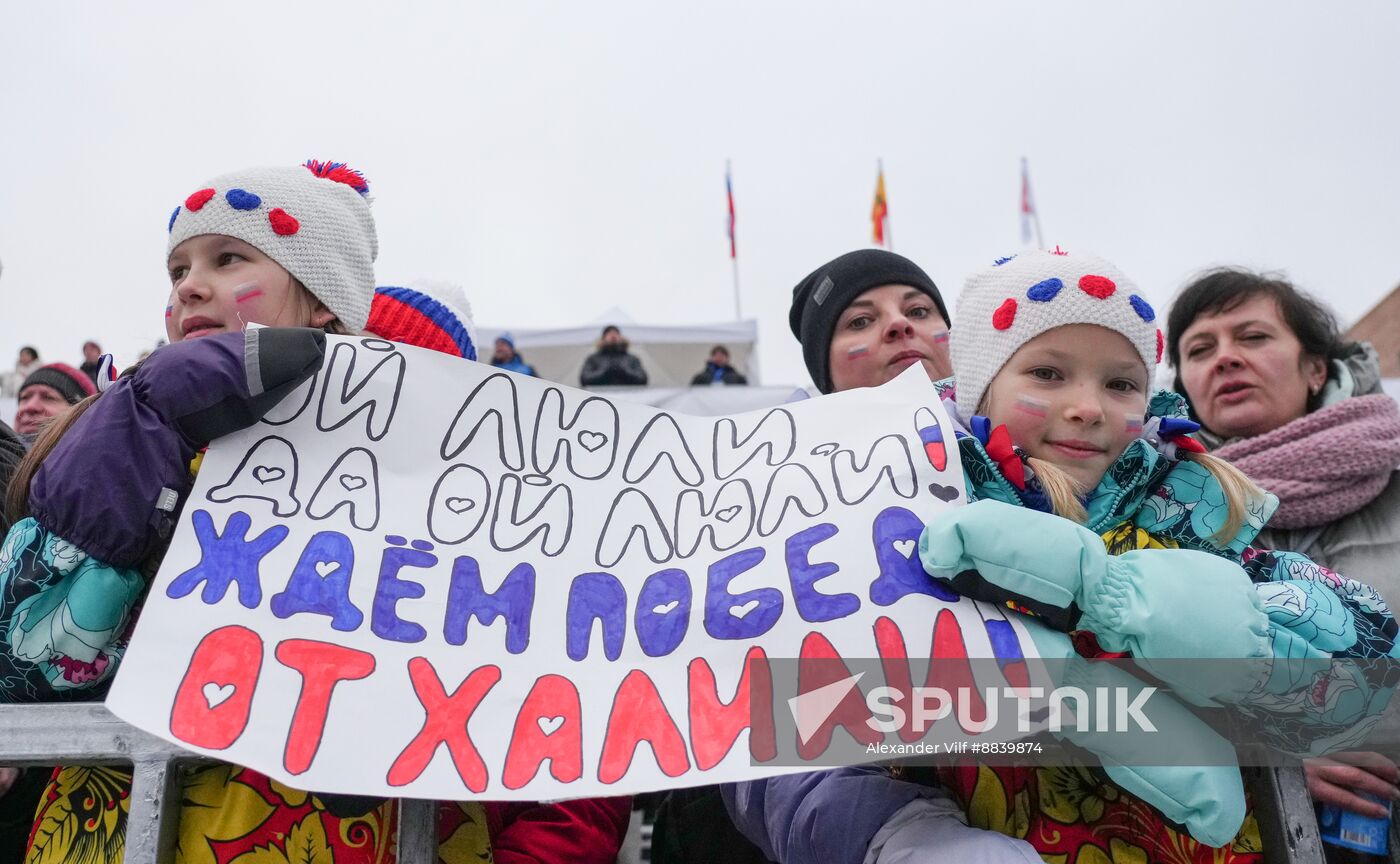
[0,703,439,864]
[1,702,1382,864]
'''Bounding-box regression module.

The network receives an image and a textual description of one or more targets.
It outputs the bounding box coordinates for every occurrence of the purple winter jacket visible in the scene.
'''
[29,329,326,567]
[721,768,946,864]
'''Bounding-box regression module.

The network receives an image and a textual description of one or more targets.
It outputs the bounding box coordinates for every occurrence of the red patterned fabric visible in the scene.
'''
[935,763,1261,864]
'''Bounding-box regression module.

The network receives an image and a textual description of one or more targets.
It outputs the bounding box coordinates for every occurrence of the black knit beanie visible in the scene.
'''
[788,249,949,393]
[19,363,96,405]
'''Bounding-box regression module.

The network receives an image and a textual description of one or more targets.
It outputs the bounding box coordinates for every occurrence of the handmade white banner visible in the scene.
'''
[107,335,1040,800]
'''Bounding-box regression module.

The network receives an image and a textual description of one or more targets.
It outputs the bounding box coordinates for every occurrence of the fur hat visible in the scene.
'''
[166,160,377,332]
[951,248,1161,414]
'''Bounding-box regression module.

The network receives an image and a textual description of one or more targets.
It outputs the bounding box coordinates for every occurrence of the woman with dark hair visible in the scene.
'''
[1168,267,1400,822]
[1168,269,1400,601]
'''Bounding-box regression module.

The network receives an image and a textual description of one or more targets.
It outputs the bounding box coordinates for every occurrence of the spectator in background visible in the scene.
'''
[13,363,96,443]
[78,340,102,385]
[491,332,537,376]
[689,345,747,386]
[2,347,41,397]
[581,324,647,387]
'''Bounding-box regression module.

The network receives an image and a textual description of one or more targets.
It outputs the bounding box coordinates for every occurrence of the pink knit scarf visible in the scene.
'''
[1212,394,1400,529]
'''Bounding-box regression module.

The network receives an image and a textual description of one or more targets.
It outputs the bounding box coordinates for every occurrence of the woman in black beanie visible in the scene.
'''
[650,250,981,864]
[789,249,952,393]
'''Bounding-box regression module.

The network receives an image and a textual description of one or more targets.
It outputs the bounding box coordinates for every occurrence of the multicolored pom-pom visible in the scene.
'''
[304,160,370,196]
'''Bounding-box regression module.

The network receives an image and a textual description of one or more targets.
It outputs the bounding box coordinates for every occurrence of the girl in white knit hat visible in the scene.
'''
[730,248,1398,864]
[164,159,377,341]
[12,161,632,864]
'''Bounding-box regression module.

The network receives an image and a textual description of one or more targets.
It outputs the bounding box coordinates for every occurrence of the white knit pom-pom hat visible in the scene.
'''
[951,247,1163,414]
[166,160,378,332]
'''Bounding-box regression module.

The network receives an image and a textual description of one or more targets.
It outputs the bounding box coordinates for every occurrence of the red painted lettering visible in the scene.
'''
[387,658,501,792]
[688,647,775,770]
[795,631,881,760]
[170,625,263,750]
[274,639,376,775]
[503,674,583,789]
[598,670,690,784]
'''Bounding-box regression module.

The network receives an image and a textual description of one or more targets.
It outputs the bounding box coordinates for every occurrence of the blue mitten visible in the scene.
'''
[920,500,1271,704]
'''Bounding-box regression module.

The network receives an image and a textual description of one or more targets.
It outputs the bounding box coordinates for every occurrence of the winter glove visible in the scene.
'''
[920,499,1272,705]
[1018,620,1250,848]
[29,328,326,567]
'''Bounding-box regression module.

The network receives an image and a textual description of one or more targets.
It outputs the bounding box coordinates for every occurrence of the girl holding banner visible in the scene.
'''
[726,249,1398,864]
[1,161,629,864]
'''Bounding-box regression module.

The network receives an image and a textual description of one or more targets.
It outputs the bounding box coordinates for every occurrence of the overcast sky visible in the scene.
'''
[3,2,1398,387]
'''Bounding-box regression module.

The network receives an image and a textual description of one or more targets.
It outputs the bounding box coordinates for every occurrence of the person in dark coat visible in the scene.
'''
[689,345,748,386]
[580,325,647,387]
[78,340,102,385]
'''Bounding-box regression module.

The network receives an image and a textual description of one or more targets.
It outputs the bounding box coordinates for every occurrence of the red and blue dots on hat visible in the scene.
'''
[990,256,1158,332]
[166,160,369,236]
[168,184,301,237]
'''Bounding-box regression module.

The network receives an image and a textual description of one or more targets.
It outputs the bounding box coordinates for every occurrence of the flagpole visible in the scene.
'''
[880,158,893,252]
[727,159,741,320]
[1023,156,1044,250]
[732,256,742,321]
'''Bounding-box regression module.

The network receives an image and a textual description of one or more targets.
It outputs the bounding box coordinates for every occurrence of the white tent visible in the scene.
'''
[477,308,760,388]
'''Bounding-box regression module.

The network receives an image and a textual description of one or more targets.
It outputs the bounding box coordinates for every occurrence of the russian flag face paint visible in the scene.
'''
[233,283,265,304]
[165,304,173,319]
[933,331,950,344]
[1014,395,1049,418]
[846,344,871,360]
[1125,415,1145,435]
